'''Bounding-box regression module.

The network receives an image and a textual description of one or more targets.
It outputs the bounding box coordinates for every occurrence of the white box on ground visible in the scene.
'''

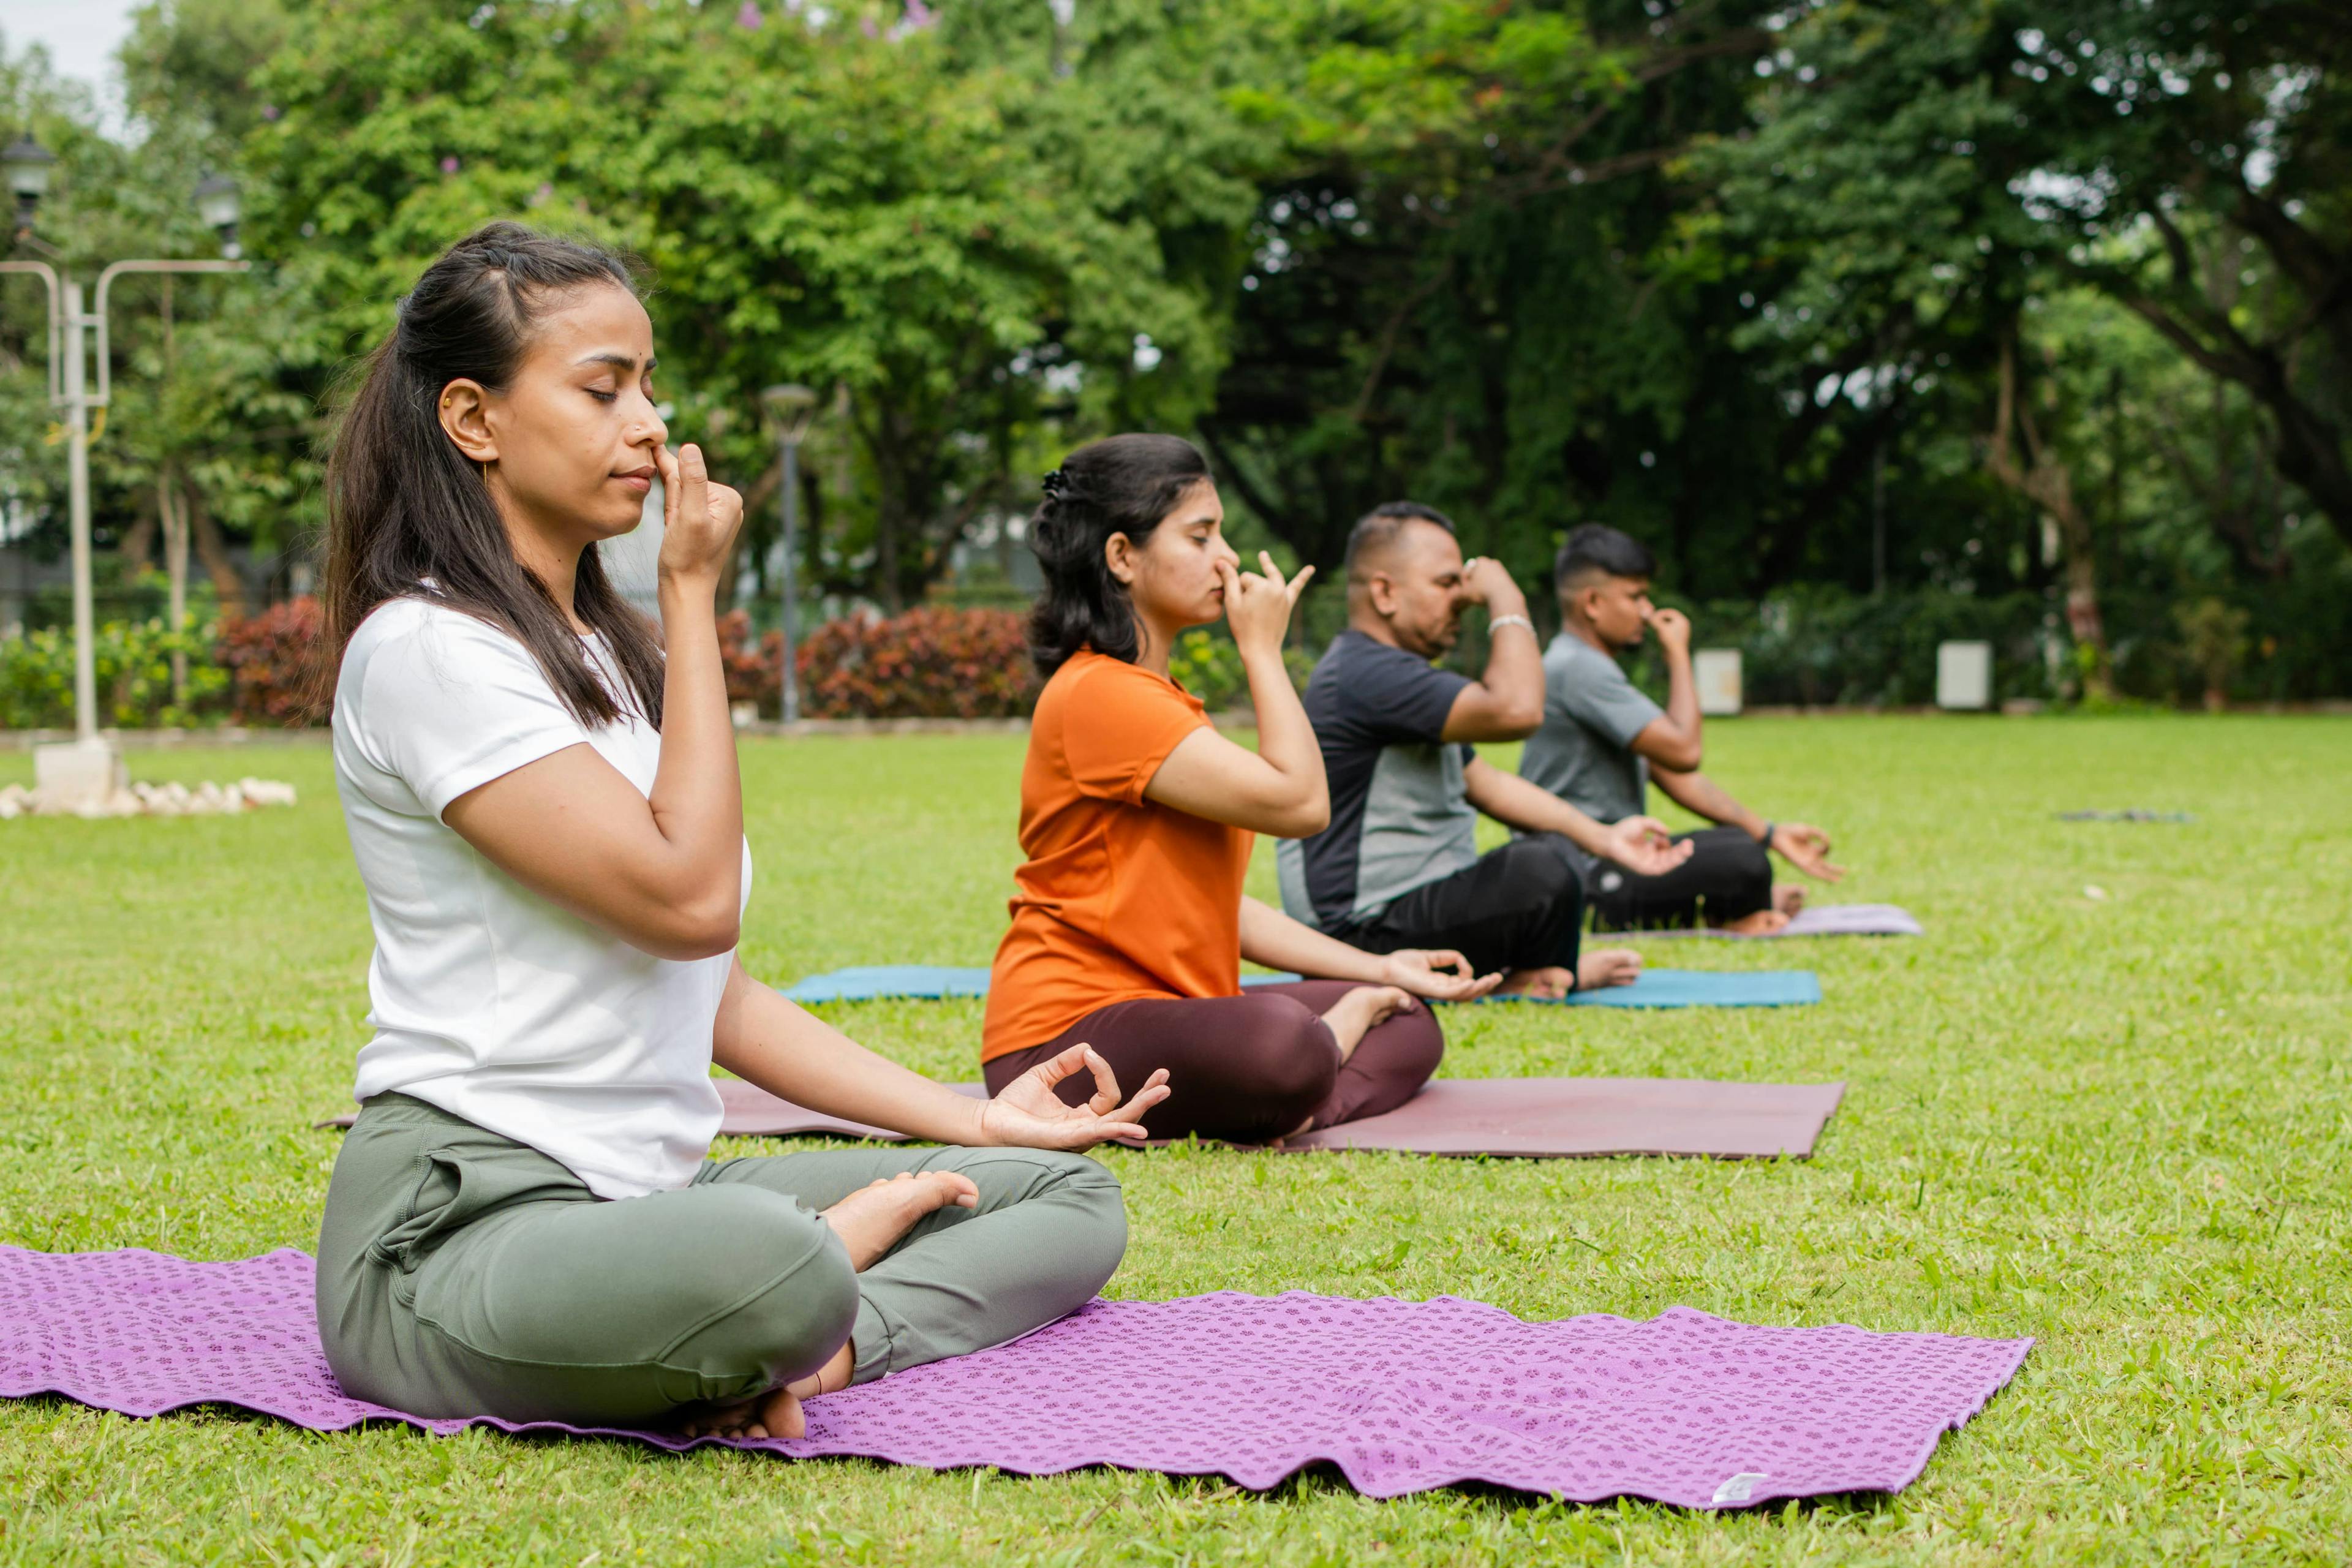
[1936,641,1992,710]
[33,736,127,811]
[1694,649,1743,715]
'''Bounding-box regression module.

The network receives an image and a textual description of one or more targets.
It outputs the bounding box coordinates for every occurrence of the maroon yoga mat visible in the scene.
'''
[323,1077,1846,1159]
[707,1077,1846,1159]
[0,1245,2031,1508]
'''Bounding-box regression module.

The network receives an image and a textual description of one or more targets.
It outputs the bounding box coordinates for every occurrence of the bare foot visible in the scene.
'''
[1715,909,1792,936]
[672,1342,854,1442]
[821,1171,978,1271]
[1575,948,1644,990]
[1772,883,1807,918]
[1497,965,1577,999]
[1318,985,1414,1065]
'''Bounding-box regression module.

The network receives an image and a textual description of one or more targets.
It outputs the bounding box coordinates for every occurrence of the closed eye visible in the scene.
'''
[587,389,618,404]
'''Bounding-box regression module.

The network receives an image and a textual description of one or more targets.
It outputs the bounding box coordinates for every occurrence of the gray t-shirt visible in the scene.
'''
[1518,633,1662,826]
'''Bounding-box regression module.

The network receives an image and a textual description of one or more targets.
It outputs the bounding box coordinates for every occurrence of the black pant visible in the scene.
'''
[1586,825,1772,931]
[1332,835,1588,980]
[982,981,1444,1145]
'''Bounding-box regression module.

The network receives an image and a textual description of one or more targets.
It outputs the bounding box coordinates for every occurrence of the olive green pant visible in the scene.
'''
[315,1092,1127,1425]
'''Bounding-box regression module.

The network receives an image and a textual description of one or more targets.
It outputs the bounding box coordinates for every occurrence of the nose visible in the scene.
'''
[627,393,668,454]
[1213,535,1242,570]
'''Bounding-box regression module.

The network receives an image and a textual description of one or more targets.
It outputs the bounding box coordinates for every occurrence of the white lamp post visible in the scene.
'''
[2,135,251,807]
[760,383,820,724]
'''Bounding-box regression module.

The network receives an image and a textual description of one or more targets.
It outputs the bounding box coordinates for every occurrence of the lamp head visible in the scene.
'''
[4,133,55,233]
[194,173,242,258]
[761,382,820,443]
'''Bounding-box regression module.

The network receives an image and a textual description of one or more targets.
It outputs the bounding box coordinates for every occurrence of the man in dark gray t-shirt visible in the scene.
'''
[1278,503,1690,997]
[1520,524,1851,932]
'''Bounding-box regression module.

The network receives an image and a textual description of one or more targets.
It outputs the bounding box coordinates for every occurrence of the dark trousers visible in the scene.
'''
[982,980,1444,1145]
[1586,825,1773,931]
[1332,835,1588,981]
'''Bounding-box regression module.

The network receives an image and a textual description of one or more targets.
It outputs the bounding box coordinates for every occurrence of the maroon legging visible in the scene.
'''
[981,981,1445,1145]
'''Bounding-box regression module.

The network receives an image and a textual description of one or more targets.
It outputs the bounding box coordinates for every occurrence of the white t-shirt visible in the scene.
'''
[331,597,750,1199]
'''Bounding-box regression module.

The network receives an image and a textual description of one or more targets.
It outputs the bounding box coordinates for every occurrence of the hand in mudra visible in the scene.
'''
[1771,821,1847,883]
[1605,815,1695,876]
[1378,948,1502,1002]
[977,1044,1171,1150]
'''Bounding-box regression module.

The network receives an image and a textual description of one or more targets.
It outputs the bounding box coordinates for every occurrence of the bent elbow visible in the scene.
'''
[1499,700,1544,738]
[640,892,742,962]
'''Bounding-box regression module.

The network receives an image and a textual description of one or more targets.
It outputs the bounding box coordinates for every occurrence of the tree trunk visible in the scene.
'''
[186,489,248,620]
[160,469,192,703]
[1988,339,2110,701]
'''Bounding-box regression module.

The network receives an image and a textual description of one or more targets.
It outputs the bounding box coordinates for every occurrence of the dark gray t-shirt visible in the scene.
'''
[1277,631,1480,930]
[1518,633,1662,826]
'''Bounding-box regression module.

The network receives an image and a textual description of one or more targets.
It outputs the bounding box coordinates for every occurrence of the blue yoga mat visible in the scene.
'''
[780,966,1820,1009]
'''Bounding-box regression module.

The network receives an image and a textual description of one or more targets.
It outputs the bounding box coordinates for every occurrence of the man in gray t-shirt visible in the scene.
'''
[1519,524,1852,933]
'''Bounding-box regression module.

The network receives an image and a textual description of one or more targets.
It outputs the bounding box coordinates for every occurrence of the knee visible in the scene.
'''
[660,1191,859,1389]
[1388,1001,1447,1080]
[1038,1153,1129,1297]
[1245,999,1343,1109]
[1509,836,1584,907]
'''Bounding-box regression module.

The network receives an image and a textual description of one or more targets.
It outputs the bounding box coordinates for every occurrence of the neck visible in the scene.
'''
[495,490,589,632]
[1346,606,1404,650]
[1562,610,1610,654]
[1131,607,1180,678]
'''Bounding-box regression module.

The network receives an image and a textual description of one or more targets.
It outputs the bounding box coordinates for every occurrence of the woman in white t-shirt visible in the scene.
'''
[314,223,1167,1441]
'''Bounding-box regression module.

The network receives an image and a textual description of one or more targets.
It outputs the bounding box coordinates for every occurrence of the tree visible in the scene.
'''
[1724,0,2352,549]
[239,0,1254,610]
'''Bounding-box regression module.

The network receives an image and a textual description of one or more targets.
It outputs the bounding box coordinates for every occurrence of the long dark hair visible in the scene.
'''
[318,221,667,728]
[1026,433,1212,677]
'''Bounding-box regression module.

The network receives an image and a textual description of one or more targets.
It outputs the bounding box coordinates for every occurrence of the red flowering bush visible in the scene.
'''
[720,606,1035,719]
[215,596,332,726]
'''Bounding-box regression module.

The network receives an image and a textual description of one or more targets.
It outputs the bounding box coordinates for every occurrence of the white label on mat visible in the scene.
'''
[1711,1472,1771,1504]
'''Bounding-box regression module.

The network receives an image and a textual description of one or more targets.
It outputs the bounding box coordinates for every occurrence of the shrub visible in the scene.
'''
[1167,628,1315,711]
[721,606,1036,719]
[216,597,332,726]
[0,618,230,730]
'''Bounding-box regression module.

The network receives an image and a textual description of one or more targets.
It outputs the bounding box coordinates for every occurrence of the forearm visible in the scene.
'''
[1477,614,1545,731]
[645,574,745,895]
[1653,766,1763,837]
[1242,647,1326,808]
[1237,895,1390,982]
[711,965,987,1143]
[1463,765,1613,858]
[1660,646,1701,750]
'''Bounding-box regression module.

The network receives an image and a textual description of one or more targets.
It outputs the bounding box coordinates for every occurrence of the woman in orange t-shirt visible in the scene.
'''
[981,435,1498,1144]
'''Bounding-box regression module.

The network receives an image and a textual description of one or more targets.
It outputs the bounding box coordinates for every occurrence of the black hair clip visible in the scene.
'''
[1040,469,1069,501]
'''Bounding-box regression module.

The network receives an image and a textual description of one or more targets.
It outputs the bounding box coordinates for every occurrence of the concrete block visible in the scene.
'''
[1695,649,1744,716]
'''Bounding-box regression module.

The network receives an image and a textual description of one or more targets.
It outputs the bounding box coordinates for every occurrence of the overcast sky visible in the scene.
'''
[2,0,141,131]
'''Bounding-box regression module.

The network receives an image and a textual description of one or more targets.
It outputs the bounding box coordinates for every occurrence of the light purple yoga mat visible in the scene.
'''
[1638,904,1923,939]
[709,1077,1846,1158]
[0,1245,2029,1508]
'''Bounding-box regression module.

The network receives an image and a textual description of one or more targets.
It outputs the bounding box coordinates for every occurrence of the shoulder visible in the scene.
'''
[1056,650,1196,709]
[1546,635,1627,684]
[340,598,546,710]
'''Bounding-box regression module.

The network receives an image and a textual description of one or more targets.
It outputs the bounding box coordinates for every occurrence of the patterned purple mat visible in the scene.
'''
[0,1245,2028,1507]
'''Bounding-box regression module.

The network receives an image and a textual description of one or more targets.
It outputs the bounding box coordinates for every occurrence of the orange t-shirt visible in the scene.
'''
[981,650,1253,1061]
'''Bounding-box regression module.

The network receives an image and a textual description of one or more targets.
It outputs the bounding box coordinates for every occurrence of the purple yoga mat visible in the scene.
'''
[0,1245,2028,1508]
[1639,904,1923,939]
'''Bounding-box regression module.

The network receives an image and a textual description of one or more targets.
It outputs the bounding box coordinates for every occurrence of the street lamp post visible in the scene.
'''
[760,383,819,724]
[2,132,250,804]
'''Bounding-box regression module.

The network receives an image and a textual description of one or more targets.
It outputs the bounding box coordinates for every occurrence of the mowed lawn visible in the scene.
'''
[1,715,2346,1564]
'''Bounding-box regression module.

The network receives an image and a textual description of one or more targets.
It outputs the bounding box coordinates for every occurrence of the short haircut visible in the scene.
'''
[1553,524,1657,592]
[1344,501,1457,581]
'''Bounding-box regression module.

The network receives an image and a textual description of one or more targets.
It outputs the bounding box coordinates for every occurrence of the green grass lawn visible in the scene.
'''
[2,716,2347,1564]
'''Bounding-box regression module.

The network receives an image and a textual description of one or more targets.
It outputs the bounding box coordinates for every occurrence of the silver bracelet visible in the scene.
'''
[1488,614,1535,636]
